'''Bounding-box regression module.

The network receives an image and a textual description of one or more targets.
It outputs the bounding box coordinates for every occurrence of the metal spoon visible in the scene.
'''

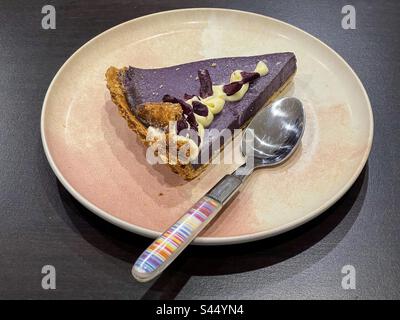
[132,97,305,282]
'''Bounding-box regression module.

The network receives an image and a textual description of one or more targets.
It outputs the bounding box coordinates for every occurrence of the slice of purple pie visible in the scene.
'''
[106,53,297,180]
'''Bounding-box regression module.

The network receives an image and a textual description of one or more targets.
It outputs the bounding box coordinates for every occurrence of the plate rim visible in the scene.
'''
[40,8,374,246]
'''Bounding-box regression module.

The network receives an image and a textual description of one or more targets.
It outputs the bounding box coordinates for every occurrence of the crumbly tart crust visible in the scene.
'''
[105,66,295,180]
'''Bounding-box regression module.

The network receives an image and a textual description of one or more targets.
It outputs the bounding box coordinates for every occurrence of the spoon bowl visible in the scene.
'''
[242,97,305,168]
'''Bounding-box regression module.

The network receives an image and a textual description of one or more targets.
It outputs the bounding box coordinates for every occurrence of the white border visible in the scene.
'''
[41,8,374,246]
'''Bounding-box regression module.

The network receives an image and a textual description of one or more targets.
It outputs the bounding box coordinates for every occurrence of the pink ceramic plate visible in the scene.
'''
[41,9,373,245]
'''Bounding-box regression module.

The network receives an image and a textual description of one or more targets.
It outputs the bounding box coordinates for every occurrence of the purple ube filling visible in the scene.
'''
[120,53,297,167]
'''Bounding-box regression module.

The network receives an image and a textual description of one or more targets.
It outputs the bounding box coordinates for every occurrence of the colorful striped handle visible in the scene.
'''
[132,196,222,282]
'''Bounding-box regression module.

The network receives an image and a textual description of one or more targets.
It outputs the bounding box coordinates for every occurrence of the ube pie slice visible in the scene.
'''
[105,53,297,180]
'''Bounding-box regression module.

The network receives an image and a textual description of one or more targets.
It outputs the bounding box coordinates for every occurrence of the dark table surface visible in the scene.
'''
[0,0,399,300]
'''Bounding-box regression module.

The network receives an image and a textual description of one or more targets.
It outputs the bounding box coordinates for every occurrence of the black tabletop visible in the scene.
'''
[0,0,399,300]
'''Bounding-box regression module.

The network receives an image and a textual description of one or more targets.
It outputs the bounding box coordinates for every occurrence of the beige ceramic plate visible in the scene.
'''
[41,8,373,245]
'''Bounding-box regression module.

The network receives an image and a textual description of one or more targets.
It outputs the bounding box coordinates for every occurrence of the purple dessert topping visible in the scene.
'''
[223,81,243,96]
[240,71,260,83]
[198,69,213,99]
[192,101,209,117]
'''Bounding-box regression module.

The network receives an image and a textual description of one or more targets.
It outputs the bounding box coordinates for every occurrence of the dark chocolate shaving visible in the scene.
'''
[223,71,261,96]
[162,94,178,103]
[184,93,196,100]
[185,111,198,130]
[176,119,189,134]
[223,81,243,96]
[240,71,260,83]
[162,94,198,131]
[162,94,192,114]
[198,69,213,99]
[192,101,209,117]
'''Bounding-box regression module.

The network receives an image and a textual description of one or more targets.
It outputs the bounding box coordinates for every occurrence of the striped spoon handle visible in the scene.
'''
[132,175,243,282]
